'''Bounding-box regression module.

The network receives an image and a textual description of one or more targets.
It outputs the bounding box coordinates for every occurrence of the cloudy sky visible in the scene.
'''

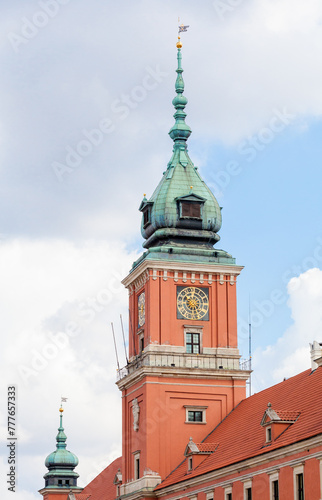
[1,0,322,498]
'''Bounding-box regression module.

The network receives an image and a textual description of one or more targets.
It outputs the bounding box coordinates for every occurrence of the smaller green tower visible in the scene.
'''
[41,406,82,493]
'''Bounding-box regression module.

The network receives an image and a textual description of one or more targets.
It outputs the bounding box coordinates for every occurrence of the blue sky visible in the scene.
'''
[1,0,322,498]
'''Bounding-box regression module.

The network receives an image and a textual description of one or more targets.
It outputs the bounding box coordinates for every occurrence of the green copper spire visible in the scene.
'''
[43,407,82,491]
[168,41,192,147]
[135,38,235,269]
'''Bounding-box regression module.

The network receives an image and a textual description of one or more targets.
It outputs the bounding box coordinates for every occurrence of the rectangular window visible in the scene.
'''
[188,410,203,422]
[133,451,140,480]
[139,335,144,354]
[267,427,272,442]
[296,473,304,500]
[135,456,140,480]
[272,480,279,500]
[186,332,200,353]
[245,488,252,500]
[225,489,232,500]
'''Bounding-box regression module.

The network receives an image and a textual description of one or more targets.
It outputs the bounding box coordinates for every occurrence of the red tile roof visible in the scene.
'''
[74,495,92,500]
[157,367,322,490]
[81,456,122,500]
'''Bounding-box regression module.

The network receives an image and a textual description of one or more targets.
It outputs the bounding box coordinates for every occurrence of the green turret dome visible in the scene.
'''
[139,41,223,254]
[43,408,81,491]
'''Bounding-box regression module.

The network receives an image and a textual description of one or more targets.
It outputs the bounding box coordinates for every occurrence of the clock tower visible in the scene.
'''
[117,36,250,498]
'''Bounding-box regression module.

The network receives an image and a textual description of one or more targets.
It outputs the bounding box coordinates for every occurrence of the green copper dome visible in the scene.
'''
[43,409,81,490]
[139,44,222,253]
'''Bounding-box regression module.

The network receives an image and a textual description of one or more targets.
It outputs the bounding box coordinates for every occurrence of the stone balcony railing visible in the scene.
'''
[117,348,251,381]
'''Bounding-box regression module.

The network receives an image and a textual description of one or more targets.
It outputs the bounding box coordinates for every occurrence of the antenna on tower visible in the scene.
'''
[120,314,129,365]
[248,295,252,397]
[111,322,120,373]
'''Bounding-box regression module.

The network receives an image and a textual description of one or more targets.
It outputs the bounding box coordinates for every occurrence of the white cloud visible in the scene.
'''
[1,238,138,495]
[253,268,322,390]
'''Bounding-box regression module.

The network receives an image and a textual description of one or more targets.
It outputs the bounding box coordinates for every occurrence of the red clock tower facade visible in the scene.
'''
[116,38,250,498]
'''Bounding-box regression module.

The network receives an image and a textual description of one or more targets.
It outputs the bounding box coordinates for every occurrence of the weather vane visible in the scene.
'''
[177,18,189,48]
[60,396,68,411]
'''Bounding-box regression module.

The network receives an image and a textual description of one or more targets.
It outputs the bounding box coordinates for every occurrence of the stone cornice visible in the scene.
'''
[116,364,251,391]
[122,260,243,289]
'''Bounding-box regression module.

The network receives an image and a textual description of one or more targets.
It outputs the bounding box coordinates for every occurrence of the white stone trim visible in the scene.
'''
[243,478,252,500]
[268,470,279,500]
[224,485,232,500]
[293,464,304,500]
[206,491,214,500]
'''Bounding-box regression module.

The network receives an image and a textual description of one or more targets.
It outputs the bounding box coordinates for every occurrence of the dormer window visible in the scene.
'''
[143,206,151,227]
[139,199,153,229]
[181,201,201,219]
[261,402,300,444]
[176,193,206,221]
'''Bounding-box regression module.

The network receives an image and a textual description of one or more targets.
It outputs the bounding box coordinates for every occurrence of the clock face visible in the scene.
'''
[177,286,209,321]
[138,292,145,327]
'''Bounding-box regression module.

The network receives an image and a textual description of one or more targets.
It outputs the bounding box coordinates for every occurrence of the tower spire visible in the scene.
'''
[169,37,191,149]
[138,31,225,256]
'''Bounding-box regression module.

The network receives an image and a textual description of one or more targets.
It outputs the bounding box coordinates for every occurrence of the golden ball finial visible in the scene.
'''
[143,193,146,197]
[190,185,193,190]
[176,36,182,49]
[59,406,64,413]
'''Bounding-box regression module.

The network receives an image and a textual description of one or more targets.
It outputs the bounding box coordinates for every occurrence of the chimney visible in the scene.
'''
[310,341,322,370]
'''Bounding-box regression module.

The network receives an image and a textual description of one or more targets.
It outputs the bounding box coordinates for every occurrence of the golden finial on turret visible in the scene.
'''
[59,406,64,413]
[176,36,182,49]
